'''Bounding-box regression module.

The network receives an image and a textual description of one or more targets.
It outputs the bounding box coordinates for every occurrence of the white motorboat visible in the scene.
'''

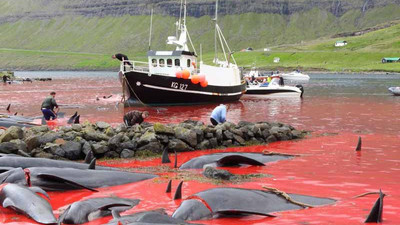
[280,71,310,83]
[245,77,304,97]
[388,87,400,96]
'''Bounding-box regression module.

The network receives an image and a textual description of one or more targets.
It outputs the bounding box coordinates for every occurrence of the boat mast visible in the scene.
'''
[148,8,153,51]
[214,0,219,63]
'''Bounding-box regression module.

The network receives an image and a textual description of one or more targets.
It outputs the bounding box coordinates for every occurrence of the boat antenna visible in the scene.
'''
[214,0,219,63]
[178,0,183,31]
[148,8,154,51]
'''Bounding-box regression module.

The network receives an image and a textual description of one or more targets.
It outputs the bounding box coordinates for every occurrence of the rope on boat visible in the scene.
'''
[262,186,314,208]
[353,191,385,198]
[262,150,301,157]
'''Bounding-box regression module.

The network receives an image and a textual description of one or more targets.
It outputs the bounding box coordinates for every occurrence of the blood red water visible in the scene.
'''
[0,73,399,224]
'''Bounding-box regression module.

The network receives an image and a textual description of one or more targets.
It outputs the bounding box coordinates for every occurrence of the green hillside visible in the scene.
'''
[0,1,399,72]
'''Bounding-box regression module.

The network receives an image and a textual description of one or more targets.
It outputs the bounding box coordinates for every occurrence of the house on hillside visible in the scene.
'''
[334,40,347,47]
[382,57,400,63]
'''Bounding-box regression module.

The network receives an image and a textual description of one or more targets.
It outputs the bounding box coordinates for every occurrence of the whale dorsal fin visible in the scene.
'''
[217,155,265,167]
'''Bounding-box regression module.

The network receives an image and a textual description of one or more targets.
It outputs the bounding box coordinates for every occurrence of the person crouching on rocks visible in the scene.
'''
[41,92,59,120]
[210,104,229,126]
[123,110,149,127]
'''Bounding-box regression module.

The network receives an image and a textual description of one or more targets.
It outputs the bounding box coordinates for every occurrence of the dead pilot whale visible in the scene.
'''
[0,156,117,170]
[0,183,57,224]
[179,152,293,169]
[106,209,194,225]
[172,187,336,221]
[58,197,140,224]
[0,167,157,191]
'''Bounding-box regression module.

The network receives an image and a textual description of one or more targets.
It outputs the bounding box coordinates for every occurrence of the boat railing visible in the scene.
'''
[120,60,149,73]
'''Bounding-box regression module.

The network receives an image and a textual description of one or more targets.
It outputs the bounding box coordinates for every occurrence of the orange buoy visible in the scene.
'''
[200,80,208,87]
[176,71,183,78]
[182,70,190,79]
[198,74,206,83]
[191,75,200,84]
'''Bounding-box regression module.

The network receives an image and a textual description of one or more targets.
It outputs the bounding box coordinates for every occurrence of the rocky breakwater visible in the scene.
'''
[0,120,306,160]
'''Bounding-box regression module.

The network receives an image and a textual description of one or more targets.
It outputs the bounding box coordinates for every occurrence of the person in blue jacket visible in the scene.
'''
[210,104,228,125]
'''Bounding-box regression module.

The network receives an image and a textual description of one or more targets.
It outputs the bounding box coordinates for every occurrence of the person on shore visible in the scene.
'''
[2,75,8,84]
[210,104,228,126]
[112,53,133,70]
[41,92,59,120]
[123,110,149,127]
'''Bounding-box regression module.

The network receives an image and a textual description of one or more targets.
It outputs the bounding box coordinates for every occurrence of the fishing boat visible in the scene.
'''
[388,87,400,96]
[280,70,310,83]
[119,0,245,106]
[245,76,304,97]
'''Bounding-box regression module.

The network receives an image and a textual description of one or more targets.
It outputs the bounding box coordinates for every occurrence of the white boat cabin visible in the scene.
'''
[147,50,197,76]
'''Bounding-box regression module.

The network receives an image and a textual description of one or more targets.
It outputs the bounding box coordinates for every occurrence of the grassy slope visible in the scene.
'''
[0,5,399,71]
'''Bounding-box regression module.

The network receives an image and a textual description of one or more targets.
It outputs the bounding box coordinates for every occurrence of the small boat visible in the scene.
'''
[245,77,304,97]
[388,87,400,96]
[280,71,310,83]
[119,0,245,106]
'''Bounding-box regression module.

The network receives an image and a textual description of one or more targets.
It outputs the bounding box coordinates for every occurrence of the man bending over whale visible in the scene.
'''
[41,92,59,120]
[123,110,149,127]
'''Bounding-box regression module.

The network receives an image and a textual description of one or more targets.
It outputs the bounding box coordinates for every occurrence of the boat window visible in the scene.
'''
[159,59,165,67]
[187,59,191,68]
[151,59,157,67]
[175,59,180,67]
[167,59,172,67]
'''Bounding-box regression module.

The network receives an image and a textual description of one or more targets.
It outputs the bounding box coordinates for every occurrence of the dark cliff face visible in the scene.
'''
[2,0,400,21]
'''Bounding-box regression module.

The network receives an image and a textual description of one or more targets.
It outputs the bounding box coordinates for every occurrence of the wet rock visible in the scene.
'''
[105,127,116,137]
[262,129,271,139]
[140,122,153,129]
[209,138,218,148]
[104,151,119,158]
[168,139,193,152]
[138,141,163,153]
[10,139,27,152]
[30,125,49,134]
[204,133,214,139]
[81,141,92,155]
[223,130,233,140]
[25,135,40,152]
[83,128,109,142]
[292,130,304,139]
[61,141,82,160]
[238,121,254,127]
[203,166,234,180]
[34,151,54,159]
[0,142,19,154]
[115,124,127,133]
[196,140,210,150]
[156,134,169,145]
[92,142,109,155]
[232,134,245,146]
[222,140,232,146]
[0,126,24,143]
[215,128,223,142]
[193,127,204,143]
[71,124,82,132]
[38,132,59,145]
[120,140,137,151]
[120,149,135,158]
[153,123,174,135]
[130,124,143,133]
[266,135,278,143]
[174,127,197,147]
[44,143,65,157]
[138,131,157,146]
[108,133,123,150]
[96,121,110,130]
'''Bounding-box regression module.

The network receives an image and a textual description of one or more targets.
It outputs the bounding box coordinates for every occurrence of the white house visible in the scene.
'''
[335,41,348,47]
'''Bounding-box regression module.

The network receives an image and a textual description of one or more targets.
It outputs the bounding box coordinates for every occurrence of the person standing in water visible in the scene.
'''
[41,92,59,120]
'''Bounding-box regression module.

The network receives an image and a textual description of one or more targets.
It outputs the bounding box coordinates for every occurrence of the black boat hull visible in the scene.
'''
[123,71,246,105]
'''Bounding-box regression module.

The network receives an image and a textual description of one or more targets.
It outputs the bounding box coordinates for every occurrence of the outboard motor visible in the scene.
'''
[295,84,304,98]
